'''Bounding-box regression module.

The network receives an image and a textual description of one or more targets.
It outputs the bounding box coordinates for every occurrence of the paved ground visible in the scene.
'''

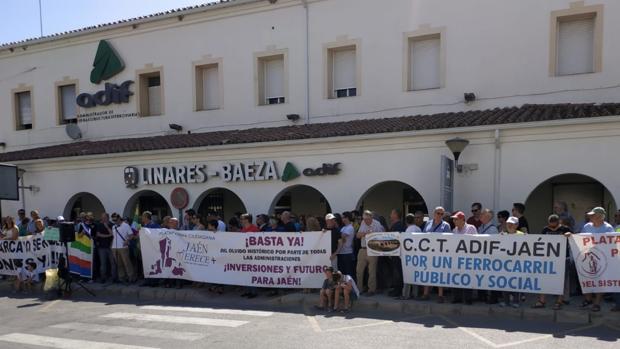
[0,291,618,349]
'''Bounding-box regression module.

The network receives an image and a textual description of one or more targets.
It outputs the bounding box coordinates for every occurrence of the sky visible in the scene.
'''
[0,0,219,45]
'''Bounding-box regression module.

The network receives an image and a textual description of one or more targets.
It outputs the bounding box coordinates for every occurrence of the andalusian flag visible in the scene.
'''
[68,234,93,278]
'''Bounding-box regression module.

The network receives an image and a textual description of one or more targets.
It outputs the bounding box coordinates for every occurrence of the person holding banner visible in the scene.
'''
[1,216,19,240]
[499,217,525,308]
[567,207,615,312]
[420,207,451,302]
[356,210,384,296]
[451,211,477,305]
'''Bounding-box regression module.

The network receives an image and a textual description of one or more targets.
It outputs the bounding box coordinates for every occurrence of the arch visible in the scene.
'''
[524,173,618,232]
[63,192,106,221]
[356,180,429,220]
[123,190,172,222]
[269,184,332,217]
[193,188,247,222]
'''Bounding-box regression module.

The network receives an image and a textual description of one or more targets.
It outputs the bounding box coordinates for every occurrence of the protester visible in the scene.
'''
[497,210,510,233]
[405,213,421,233]
[333,270,360,313]
[17,217,30,237]
[325,213,340,269]
[16,209,26,227]
[386,209,405,297]
[27,210,42,234]
[337,212,355,278]
[568,207,615,312]
[111,213,136,284]
[1,216,19,240]
[240,214,260,232]
[467,203,483,228]
[356,210,384,296]
[280,211,297,232]
[451,211,477,304]
[32,219,45,236]
[192,215,207,230]
[264,216,285,232]
[228,217,240,232]
[614,210,620,232]
[478,209,499,235]
[413,211,426,230]
[95,213,116,284]
[315,266,335,311]
[257,214,269,232]
[499,217,525,308]
[533,214,571,309]
[512,203,529,233]
[305,216,321,231]
[182,209,196,230]
[420,206,451,302]
[553,201,575,231]
[14,262,38,293]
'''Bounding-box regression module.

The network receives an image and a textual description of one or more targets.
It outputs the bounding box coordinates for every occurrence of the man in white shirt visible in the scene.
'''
[111,213,136,283]
[355,210,384,296]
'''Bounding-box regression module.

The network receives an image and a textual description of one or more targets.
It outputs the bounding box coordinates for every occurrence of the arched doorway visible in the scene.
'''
[525,174,617,233]
[270,185,331,217]
[357,181,428,221]
[63,192,106,221]
[123,190,172,223]
[194,188,247,222]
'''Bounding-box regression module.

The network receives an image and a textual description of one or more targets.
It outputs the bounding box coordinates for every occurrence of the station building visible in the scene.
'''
[0,0,619,230]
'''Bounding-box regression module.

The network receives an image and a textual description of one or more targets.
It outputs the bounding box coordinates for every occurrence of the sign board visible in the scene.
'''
[0,164,19,201]
[569,233,620,293]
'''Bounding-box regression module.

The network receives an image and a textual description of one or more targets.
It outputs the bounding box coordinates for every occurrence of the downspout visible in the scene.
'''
[493,129,501,214]
[302,0,310,124]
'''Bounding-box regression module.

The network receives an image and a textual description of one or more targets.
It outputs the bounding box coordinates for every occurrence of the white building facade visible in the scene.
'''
[0,0,619,230]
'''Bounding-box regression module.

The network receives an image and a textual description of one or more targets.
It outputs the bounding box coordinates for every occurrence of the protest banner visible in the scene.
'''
[44,227,60,241]
[140,229,331,288]
[568,233,620,293]
[0,236,65,275]
[68,234,93,278]
[366,232,401,256]
[400,233,567,294]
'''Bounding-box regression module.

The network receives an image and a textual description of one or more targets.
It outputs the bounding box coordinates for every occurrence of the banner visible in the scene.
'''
[140,229,331,288]
[568,233,620,293]
[400,233,567,294]
[367,232,401,256]
[0,236,65,275]
[68,234,93,278]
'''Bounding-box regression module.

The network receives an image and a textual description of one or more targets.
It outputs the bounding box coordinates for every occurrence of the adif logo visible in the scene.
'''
[90,40,125,84]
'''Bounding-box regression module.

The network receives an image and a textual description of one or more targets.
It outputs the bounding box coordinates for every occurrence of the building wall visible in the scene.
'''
[3,120,619,226]
[1,0,619,152]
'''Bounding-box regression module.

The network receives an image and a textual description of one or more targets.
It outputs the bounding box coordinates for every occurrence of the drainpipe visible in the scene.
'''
[493,129,501,214]
[301,0,310,124]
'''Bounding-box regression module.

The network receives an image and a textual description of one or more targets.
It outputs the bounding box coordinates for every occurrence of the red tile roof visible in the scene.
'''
[1,103,618,162]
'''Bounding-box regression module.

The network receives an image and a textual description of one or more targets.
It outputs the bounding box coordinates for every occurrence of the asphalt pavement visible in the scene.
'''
[0,292,618,349]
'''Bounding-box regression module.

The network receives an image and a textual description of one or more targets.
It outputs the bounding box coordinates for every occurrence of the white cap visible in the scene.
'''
[506,216,519,225]
[325,213,336,220]
[57,216,65,221]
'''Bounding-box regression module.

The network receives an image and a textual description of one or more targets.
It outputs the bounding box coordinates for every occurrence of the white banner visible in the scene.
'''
[367,232,401,256]
[400,233,567,294]
[568,233,620,293]
[0,236,65,275]
[140,229,331,288]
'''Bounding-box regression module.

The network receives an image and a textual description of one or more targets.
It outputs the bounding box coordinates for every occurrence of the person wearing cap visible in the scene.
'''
[356,210,384,296]
[420,207,451,302]
[337,212,355,278]
[497,216,525,308]
[450,211,478,304]
[567,207,615,312]
[532,214,571,309]
[324,213,340,269]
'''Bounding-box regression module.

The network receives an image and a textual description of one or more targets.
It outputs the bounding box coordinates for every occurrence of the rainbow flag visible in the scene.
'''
[68,234,93,278]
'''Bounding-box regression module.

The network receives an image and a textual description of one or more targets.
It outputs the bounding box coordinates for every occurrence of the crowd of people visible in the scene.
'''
[1,202,620,313]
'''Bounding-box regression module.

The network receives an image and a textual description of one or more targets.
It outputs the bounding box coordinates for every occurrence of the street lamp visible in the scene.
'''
[445,137,469,173]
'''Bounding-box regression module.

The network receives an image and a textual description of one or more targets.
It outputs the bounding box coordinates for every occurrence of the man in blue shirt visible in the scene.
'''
[420,206,451,302]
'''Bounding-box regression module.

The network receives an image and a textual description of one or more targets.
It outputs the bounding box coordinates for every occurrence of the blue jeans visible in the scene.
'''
[337,253,355,277]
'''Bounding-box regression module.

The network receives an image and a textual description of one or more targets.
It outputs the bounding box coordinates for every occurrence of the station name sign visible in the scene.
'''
[124,161,341,189]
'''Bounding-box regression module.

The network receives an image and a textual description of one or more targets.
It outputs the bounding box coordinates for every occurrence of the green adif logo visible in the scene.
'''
[90,40,125,84]
[281,162,301,182]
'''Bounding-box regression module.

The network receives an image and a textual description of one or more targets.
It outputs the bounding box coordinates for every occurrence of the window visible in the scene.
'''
[330,46,356,98]
[550,3,603,76]
[408,34,441,90]
[195,63,220,111]
[138,69,163,116]
[14,91,32,130]
[58,84,77,124]
[556,17,594,75]
[257,54,286,106]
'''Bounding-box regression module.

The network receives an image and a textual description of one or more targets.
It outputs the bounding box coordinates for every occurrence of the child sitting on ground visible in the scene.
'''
[315,266,335,311]
[14,262,38,293]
